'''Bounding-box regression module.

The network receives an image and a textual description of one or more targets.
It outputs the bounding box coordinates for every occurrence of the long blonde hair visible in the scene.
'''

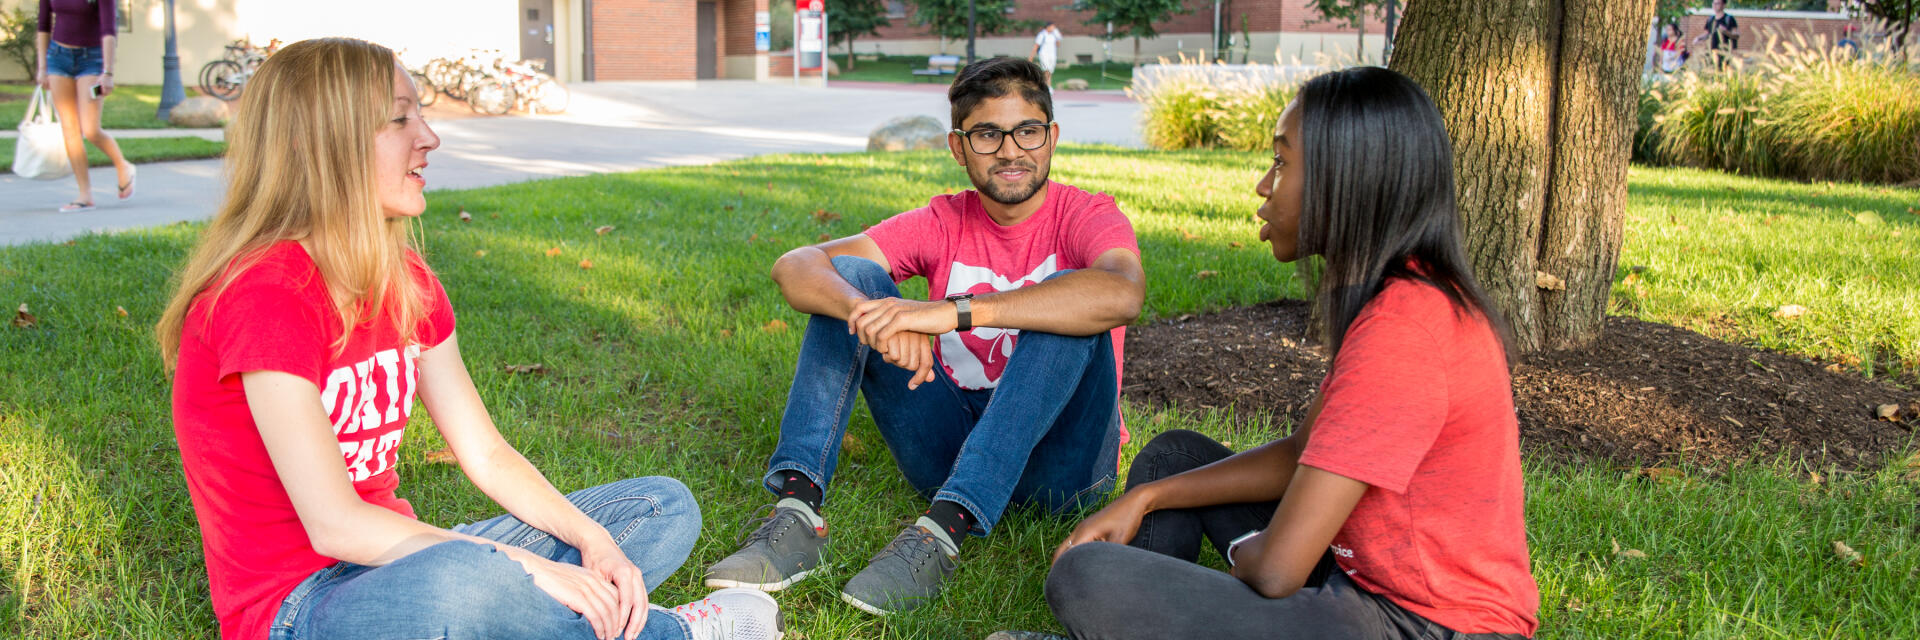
[157,37,427,366]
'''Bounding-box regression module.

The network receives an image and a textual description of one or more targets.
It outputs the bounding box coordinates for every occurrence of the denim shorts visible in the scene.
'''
[44,44,104,78]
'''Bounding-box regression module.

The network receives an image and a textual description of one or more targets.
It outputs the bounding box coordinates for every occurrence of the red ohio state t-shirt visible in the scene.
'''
[863,181,1138,393]
[170,242,455,640]
[1297,277,1540,636]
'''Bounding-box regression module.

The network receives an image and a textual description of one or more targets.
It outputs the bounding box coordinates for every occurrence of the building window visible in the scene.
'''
[886,0,907,18]
[118,0,131,33]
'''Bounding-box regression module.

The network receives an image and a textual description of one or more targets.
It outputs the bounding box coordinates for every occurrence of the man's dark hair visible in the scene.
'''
[947,57,1053,130]
[1292,66,1515,365]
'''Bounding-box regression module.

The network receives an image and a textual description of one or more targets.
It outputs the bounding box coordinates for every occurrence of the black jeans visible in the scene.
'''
[1044,430,1530,640]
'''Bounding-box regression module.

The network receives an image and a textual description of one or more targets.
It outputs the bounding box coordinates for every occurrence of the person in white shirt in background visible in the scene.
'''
[1030,22,1062,92]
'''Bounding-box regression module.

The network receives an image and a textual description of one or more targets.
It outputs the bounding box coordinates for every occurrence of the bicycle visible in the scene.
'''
[198,39,279,102]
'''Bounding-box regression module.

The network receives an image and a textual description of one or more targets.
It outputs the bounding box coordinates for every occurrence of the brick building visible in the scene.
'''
[850,0,1393,65]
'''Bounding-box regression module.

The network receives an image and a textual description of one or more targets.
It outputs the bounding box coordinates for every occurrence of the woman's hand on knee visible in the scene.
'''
[581,542,650,640]
[507,547,623,640]
[1053,490,1151,563]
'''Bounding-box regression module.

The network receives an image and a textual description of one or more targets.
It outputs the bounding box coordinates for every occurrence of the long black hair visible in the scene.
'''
[1293,66,1514,364]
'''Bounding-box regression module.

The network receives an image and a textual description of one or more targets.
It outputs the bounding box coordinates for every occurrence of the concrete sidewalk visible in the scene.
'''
[0,127,225,141]
[1,80,1139,246]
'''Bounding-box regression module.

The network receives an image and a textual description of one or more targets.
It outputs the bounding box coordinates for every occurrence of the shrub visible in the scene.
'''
[1134,56,1302,152]
[1649,34,1920,184]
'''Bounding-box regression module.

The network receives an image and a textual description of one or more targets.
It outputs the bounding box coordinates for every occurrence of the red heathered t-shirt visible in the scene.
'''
[1297,277,1540,636]
[170,241,455,640]
[863,182,1138,441]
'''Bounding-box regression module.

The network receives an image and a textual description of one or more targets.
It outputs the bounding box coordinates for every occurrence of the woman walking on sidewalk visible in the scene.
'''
[34,0,136,213]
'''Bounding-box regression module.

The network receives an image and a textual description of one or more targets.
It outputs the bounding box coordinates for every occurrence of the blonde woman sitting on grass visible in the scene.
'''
[156,37,781,640]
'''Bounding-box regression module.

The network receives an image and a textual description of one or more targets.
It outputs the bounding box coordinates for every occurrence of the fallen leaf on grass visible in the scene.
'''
[545,247,563,257]
[1635,467,1684,483]
[1903,452,1920,482]
[458,209,472,223]
[579,260,594,270]
[1177,227,1200,241]
[1228,241,1243,248]
[490,213,501,219]
[114,306,128,318]
[1832,540,1864,567]
[1876,404,1901,421]
[1825,363,1847,374]
[811,209,842,224]
[1611,538,1647,559]
[761,319,789,333]
[595,225,615,235]
[475,250,488,257]
[818,233,832,242]
[12,303,36,328]
[748,233,759,244]
[504,363,549,375]
[424,447,458,465]
[1534,271,1566,291]
[1194,270,1219,279]
[1772,304,1809,319]
[718,329,733,338]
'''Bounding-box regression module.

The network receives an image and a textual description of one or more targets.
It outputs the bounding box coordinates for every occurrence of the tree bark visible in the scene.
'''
[1389,0,1654,353]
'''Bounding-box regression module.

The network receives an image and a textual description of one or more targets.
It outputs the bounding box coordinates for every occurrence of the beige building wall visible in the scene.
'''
[4,0,588,85]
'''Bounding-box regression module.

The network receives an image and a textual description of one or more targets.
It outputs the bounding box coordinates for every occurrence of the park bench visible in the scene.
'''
[912,55,962,81]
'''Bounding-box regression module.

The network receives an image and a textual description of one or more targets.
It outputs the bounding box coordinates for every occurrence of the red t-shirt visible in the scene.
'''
[170,241,455,640]
[1297,277,1540,636]
[863,181,1138,393]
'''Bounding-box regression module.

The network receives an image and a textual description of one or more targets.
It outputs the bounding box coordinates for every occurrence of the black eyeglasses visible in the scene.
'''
[951,122,1055,155]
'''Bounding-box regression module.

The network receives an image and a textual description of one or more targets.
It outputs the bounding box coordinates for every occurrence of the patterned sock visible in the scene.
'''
[778,473,824,512]
[922,500,972,553]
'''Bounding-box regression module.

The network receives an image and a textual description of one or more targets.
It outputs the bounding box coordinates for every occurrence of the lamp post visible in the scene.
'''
[966,0,976,65]
[156,0,186,121]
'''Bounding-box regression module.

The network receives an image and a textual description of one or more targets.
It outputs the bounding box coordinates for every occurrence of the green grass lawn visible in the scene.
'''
[2,149,1917,639]
[0,83,205,130]
[0,136,225,173]
[830,55,1134,91]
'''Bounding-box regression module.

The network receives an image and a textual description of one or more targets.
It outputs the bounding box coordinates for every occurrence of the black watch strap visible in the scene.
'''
[946,293,974,331]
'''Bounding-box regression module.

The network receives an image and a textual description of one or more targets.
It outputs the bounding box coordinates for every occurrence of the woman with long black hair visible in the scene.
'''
[1042,66,1539,639]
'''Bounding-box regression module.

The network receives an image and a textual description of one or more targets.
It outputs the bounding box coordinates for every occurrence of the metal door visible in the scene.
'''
[697,2,718,79]
[520,0,557,71]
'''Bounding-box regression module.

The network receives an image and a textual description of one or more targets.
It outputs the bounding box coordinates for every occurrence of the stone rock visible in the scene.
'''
[1061,78,1089,91]
[825,57,841,77]
[867,115,947,152]
[168,96,229,128]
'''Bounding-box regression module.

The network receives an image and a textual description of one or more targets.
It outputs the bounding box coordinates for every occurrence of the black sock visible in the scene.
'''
[777,473,823,511]
[923,500,972,550]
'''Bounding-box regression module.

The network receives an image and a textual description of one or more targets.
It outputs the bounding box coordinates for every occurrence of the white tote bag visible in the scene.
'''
[13,87,74,180]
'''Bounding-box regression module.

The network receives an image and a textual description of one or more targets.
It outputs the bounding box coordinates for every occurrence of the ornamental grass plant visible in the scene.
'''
[1651,33,1920,184]
[1132,54,1301,152]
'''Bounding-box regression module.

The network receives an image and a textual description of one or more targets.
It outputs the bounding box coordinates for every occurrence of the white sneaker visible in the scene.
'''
[659,588,784,640]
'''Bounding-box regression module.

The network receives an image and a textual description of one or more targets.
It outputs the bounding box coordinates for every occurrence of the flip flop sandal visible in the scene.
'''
[59,201,96,213]
[118,165,137,200]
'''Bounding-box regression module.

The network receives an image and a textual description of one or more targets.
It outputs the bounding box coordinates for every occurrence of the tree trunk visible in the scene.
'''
[847,36,857,70]
[1389,0,1655,353]
[1133,36,1142,64]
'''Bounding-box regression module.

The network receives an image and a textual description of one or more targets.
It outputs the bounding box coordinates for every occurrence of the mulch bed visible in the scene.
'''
[1125,300,1919,470]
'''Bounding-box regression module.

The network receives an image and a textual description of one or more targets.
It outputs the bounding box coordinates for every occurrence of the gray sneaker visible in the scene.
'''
[838,519,957,615]
[705,498,829,591]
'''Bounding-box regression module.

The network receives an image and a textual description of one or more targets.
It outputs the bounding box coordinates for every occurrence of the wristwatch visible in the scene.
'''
[944,292,975,331]
[1226,529,1263,567]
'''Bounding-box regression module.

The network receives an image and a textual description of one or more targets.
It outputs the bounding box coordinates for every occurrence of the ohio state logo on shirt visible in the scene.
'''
[938,256,1059,389]
[319,344,423,482]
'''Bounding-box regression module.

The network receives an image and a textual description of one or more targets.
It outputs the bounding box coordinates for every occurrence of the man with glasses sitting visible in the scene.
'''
[705,56,1145,616]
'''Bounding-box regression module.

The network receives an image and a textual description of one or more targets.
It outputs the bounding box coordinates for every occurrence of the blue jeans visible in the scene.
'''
[764,256,1122,536]
[44,43,104,78]
[270,476,702,640]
